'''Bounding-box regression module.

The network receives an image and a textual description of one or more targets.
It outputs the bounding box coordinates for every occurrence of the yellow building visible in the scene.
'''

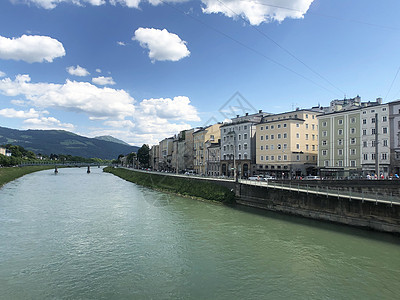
[193,123,221,175]
[255,109,321,178]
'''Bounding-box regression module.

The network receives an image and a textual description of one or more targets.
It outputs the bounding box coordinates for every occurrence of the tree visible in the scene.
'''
[126,152,137,167]
[137,144,150,168]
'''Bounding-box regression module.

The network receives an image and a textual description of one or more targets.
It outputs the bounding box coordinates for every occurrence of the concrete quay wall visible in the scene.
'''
[234,183,400,233]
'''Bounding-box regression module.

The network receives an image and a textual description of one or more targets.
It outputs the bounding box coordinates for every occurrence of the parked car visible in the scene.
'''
[248,176,263,181]
[263,175,276,180]
[304,175,321,180]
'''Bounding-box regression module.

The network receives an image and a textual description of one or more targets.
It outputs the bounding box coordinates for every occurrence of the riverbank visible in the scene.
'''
[0,165,55,188]
[103,167,235,204]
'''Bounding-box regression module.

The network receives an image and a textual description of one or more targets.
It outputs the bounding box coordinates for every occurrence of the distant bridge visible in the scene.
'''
[19,161,111,167]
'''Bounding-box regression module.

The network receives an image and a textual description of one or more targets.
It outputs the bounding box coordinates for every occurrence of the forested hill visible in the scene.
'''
[0,126,138,159]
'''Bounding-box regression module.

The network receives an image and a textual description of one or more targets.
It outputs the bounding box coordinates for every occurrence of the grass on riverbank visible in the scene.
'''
[0,165,55,188]
[104,167,235,204]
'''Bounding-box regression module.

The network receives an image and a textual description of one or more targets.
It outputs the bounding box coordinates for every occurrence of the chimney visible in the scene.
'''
[236,115,239,118]
[259,109,262,113]
[377,97,382,104]
[245,113,249,116]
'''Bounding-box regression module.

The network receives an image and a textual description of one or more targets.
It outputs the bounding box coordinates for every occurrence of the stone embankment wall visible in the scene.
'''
[234,183,400,233]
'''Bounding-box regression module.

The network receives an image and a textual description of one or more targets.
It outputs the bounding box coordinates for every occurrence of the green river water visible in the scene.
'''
[0,167,399,299]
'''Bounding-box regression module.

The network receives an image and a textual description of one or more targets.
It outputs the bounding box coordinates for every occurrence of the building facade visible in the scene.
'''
[205,141,221,176]
[256,109,320,179]
[389,100,400,175]
[193,123,221,175]
[158,137,174,171]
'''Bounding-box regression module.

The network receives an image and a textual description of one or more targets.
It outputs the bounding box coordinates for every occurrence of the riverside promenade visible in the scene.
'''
[121,168,400,233]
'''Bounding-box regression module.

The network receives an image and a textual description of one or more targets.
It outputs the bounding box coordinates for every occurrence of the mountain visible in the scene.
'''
[94,135,130,146]
[0,126,139,160]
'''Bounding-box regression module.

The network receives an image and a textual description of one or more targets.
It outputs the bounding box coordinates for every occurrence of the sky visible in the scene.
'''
[0,0,400,146]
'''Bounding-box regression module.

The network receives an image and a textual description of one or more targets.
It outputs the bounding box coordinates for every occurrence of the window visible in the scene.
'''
[265,125,269,130]
[363,129,367,135]
[312,124,315,130]
[306,155,309,161]
[363,141,367,147]
[351,128,356,134]
[277,144,282,150]
[277,134,281,139]
[223,146,226,151]
[270,145,274,150]
[265,145,269,150]
[351,149,356,155]
[312,145,315,151]
[372,153,376,160]
[271,155,275,161]
[260,136,264,141]
[312,115,315,119]
[265,156,269,161]
[271,125,274,129]
[305,124,309,129]
[338,160,343,167]
[244,144,248,150]
[322,140,327,146]
[296,144,300,149]
[306,144,309,151]
[238,145,241,150]
[223,154,226,160]
[371,118,376,123]
[265,135,269,140]
[382,153,388,160]
[338,149,343,156]
[362,119,366,124]
[322,121,327,127]
[260,156,264,161]
[271,134,274,140]
[296,123,299,128]
[277,124,281,128]
[372,140,375,147]
[383,116,387,122]
[350,160,356,167]
[322,150,327,156]
[363,154,368,160]
[283,144,287,150]
[350,138,356,145]
[244,154,248,159]
[296,133,300,138]
[244,125,248,130]
[296,155,300,161]
[338,129,343,135]
[372,128,376,135]
[351,117,356,123]
[283,123,287,128]
[284,155,287,160]
[338,119,343,125]
[383,140,388,147]
[238,135,241,141]
[224,129,226,133]
[324,160,329,167]
[383,127,388,134]
[260,145,263,150]
[283,133,287,138]
[244,133,248,139]
[323,131,327,137]
[305,134,309,140]
[238,154,242,160]
[278,155,282,161]
[260,126,264,130]
[306,114,309,118]
[312,134,315,140]
[338,139,343,146]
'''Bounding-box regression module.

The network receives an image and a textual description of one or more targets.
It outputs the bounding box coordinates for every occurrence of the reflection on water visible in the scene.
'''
[0,167,399,299]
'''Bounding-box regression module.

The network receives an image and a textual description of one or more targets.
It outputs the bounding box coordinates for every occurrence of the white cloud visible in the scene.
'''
[139,96,200,121]
[67,65,90,76]
[201,0,314,25]
[18,0,105,9]
[104,119,135,128]
[0,74,135,119]
[23,116,75,130]
[133,28,190,62]
[0,107,43,119]
[117,41,126,46]
[0,70,5,77]
[0,34,65,63]
[92,76,116,85]
[109,0,141,8]
[96,68,102,73]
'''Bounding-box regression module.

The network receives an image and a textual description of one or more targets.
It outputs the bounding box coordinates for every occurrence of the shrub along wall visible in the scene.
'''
[103,167,235,204]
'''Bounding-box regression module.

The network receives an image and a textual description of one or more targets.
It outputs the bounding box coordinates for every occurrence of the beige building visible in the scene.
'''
[0,147,6,156]
[255,109,320,178]
[158,137,174,171]
[193,123,221,175]
[149,145,159,170]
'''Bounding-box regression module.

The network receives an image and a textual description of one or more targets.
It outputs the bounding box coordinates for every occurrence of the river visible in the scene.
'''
[0,167,399,299]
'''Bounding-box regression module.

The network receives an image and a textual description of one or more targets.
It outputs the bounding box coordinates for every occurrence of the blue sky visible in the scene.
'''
[0,0,399,146]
